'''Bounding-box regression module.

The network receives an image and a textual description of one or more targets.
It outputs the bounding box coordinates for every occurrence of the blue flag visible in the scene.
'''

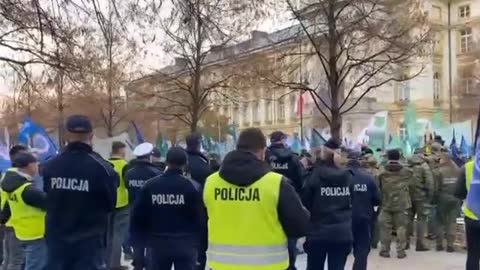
[0,141,11,172]
[467,112,480,216]
[461,135,471,157]
[18,117,58,161]
[450,129,464,167]
[131,122,145,144]
[291,133,302,154]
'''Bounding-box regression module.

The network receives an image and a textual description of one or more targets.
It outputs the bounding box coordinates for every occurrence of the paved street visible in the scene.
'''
[124,248,467,270]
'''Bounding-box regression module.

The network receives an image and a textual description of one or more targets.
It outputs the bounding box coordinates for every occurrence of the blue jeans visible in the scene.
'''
[22,239,47,270]
[3,228,24,270]
[107,207,130,268]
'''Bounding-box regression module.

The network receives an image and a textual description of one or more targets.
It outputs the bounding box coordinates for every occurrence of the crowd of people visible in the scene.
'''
[0,114,478,270]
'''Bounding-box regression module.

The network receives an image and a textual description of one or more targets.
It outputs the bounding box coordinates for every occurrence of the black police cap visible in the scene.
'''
[66,115,93,134]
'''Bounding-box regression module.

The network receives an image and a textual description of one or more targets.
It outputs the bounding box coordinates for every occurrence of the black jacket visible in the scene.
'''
[186,150,211,187]
[125,159,163,204]
[42,142,118,244]
[266,144,304,193]
[302,159,353,242]
[130,168,205,248]
[219,150,309,238]
[0,170,47,224]
[347,160,381,220]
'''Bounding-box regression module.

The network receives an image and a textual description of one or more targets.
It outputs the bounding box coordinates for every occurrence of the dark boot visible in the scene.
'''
[379,250,391,258]
[416,242,430,252]
[446,246,455,253]
[397,250,407,259]
[436,245,444,251]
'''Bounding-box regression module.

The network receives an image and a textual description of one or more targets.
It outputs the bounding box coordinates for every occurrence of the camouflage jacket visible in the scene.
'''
[408,155,434,202]
[378,161,413,211]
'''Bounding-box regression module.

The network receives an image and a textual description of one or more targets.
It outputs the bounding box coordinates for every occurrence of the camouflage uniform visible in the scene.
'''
[434,156,461,251]
[407,154,434,250]
[378,161,413,258]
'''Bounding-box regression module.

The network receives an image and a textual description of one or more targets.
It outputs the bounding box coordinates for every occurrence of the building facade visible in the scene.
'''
[131,0,479,143]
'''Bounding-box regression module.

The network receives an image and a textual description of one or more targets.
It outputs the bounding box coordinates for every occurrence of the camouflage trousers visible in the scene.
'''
[435,203,460,248]
[408,200,430,247]
[379,209,409,253]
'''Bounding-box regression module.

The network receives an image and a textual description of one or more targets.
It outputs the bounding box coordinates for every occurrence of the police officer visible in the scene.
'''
[1,145,29,270]
[42,115,118,270]
[131,147,205,270]
[185,133,211,270]
[266,131,305,270]
[377,149,412,259]
[107,141,130,270]
[407,152,434,251]
[125,142,163,270]
[435,149,461,252]
[151,147,166,172]
[302,139,353,270]
[455,159,480,270]
[203,128,309,270]
[1,152,46,270]
[347,151,381,270]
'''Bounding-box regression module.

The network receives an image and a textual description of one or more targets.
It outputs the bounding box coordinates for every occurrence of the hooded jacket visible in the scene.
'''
[378,161,412,211]
[0,170,47,224]
[347,160,381,220]
[218,150,309,238]
[186,150,211,187]
[124,159,163,204]
[302,159,353,242]
[266,144,305,194]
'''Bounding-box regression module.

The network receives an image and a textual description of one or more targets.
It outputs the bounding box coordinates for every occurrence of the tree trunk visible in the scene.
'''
[330,110,342,143]
[57,72,65,147]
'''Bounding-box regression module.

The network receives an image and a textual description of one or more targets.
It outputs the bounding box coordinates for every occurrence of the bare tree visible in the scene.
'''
[256,0,432,142]
[130,0,272,132]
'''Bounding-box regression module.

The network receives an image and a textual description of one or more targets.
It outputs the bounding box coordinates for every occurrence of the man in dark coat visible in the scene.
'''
[185,133,211,270]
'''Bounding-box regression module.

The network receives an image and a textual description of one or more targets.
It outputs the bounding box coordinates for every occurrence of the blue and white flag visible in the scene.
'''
[18,117,58,161]
[461,135,471,157]
[0,141,11,172]
[467,112,480,216]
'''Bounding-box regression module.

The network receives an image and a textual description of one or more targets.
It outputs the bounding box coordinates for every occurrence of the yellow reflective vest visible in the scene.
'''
[203,171,288,270]
[1,168,18,227]
[464,160,478,220]
[1,182,45,241]
[108,159,129,208]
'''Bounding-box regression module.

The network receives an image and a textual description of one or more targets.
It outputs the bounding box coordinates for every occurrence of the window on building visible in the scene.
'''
[460,28,473,53]
[345,122,353,134]
[242,104,249,125]
[222,106,229,117]
[233,106,239,125]
[399,122,407,141]
[396,80,411,102]
[277,98,286,120]
[459,5,471,19]
[432,5,442,20]
[252,101,260,122]
[265,100,273,122]
[463,78,475,94]
[290,95,297,118]
[433,72,441,100]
